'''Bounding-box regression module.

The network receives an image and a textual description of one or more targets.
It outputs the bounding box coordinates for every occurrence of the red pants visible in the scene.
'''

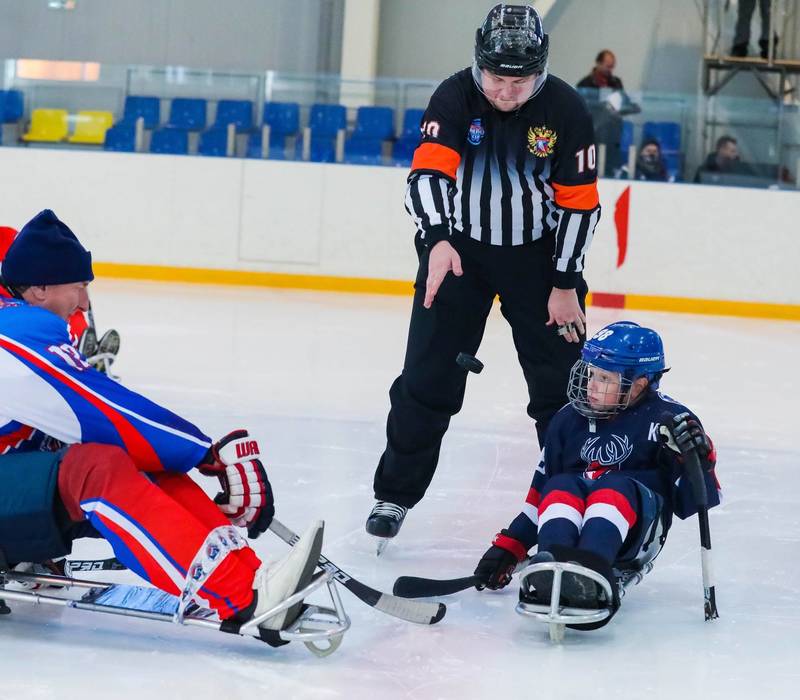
[58,444,261,618]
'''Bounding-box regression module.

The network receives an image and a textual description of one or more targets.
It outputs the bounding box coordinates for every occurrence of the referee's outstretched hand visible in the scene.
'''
[424,240,463,308]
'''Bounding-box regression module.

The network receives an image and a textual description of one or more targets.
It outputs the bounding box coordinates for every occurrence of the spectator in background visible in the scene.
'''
[731,0,779,59]
[576,50,639,177]
[577,50,624,90]
[616,139,671,182]
[694,135,746,182]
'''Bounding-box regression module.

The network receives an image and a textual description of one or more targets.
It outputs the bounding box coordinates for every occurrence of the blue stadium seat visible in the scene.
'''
[118,96,160,129]
[213,100,253,133]
[643,121,681,152]
[300,104,347,162]
[150,127,188,155]
[344,138,384,165]
[308,104,346,138]
[351,106,394,140]
[263,102,300,139]
[167,98,207,131]
[198,128,229,157]
[392,108,424,165]
[103,124,136,152]
[1,89,24,123]
[344,106,395,165]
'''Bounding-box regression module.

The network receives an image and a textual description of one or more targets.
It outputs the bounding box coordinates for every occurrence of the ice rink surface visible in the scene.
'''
[3,279,798,699]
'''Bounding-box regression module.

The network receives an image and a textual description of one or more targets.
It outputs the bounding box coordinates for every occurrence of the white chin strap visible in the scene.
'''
[471,61,549,106]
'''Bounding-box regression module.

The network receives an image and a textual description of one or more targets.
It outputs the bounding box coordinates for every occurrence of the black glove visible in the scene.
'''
[660,412,714,466]
[474,531,526,591]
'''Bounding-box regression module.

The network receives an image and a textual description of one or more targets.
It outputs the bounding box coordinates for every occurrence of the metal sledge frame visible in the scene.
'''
[515,560,654,643]
[0,566,350,657]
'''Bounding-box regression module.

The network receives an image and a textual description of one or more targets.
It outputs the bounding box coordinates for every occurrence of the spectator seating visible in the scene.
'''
[198,128,229,157]
[21,109,69,143]
[0,90,24,123]
[393,108,425,165]
[247,101,301,158]
[212,99,253,133]
[344,106,394,165]
[103,124,136,152]
[150,127,188,155]
[167,98,207,131]
[302,103,347,162]
[68,110,113,145]
[118,95,160,129]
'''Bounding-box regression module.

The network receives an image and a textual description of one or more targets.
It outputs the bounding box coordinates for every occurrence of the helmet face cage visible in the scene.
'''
[474,4,548,77]
[568,360,635,419]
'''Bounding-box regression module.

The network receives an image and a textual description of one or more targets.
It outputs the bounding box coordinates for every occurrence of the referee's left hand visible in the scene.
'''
[546,288,586,343]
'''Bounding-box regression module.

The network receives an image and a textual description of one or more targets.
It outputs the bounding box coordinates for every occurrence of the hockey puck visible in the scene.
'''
[456,352,484,374]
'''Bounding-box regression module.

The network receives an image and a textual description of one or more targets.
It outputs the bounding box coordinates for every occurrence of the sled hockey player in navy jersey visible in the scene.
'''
[0,210,348,652]
[474,321,721,634]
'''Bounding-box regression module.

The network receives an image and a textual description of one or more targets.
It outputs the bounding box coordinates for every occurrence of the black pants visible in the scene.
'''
[373,233,588,508]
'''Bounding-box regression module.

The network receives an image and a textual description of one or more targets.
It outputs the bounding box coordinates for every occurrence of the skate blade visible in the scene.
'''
[373,536,391,556]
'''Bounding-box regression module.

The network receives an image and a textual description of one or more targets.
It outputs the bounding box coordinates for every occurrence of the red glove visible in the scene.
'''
[199,430,275,538]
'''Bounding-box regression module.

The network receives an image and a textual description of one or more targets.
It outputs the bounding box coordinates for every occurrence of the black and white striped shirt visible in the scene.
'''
[406,69,600,289]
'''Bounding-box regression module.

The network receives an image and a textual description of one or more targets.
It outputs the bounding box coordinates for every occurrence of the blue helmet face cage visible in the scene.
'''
[568,359,635,419]
[474,4,549,77]
[567,322,667,419]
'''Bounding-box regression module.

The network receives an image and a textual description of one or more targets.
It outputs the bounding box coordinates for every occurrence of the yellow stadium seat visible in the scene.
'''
[68,110,113,144]
[21,108,69,142]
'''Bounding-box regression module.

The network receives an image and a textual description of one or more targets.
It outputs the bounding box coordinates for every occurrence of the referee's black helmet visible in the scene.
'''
[474,4,549,76]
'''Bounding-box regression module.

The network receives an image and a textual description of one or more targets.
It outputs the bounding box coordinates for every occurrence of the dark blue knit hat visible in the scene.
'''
[1,209,94,286]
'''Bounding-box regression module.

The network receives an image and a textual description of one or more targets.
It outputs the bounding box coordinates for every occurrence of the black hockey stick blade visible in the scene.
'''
[59,557,126,575]
[393,574,480,598]
[268,518,446,625]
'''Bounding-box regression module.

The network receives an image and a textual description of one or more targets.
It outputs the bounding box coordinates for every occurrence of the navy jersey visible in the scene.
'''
[505,390,721,550]
[406,68,600,289]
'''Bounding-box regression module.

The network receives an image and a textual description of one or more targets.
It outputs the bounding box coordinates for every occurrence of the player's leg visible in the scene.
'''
[553,474,641,610]
[57,444,319,630]
[149,471,262,572]
[536,473,589,552]
[495,242,588,447]
[522,473,589,602]
[371,236,494,511]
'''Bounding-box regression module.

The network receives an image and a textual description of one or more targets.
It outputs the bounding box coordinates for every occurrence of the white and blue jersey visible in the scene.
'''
[0,297,211,471]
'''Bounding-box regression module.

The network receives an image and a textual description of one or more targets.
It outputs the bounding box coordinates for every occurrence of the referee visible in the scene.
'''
[366,4,600,550]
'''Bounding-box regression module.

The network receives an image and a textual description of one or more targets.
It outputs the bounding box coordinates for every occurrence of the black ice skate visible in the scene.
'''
[90,328,121,379]
[518,551,557,605]
[365,500,407,555]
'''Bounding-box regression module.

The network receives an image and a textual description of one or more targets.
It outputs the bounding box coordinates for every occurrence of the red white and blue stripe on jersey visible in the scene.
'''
[503,390,721,553]
[0,298,211,471]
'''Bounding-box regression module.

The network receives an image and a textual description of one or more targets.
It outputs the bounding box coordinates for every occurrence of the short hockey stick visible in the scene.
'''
[659,413,718,621]
[683,446,719,620]
[268,518,446,625]
[393,557,532,598]
[393,574,479,598]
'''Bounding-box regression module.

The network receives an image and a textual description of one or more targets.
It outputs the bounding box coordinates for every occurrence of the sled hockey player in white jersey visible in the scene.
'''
[0,210,349,654]
[473,321,721,638]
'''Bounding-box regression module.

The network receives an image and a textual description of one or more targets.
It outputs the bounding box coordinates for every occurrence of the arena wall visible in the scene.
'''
[0,147,797,320]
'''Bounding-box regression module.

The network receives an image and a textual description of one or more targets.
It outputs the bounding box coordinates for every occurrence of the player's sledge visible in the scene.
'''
[0,555,350,657]
[515,545,654,643]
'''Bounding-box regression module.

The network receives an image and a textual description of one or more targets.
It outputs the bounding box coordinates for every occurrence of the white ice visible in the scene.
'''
[2,279,798,699]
